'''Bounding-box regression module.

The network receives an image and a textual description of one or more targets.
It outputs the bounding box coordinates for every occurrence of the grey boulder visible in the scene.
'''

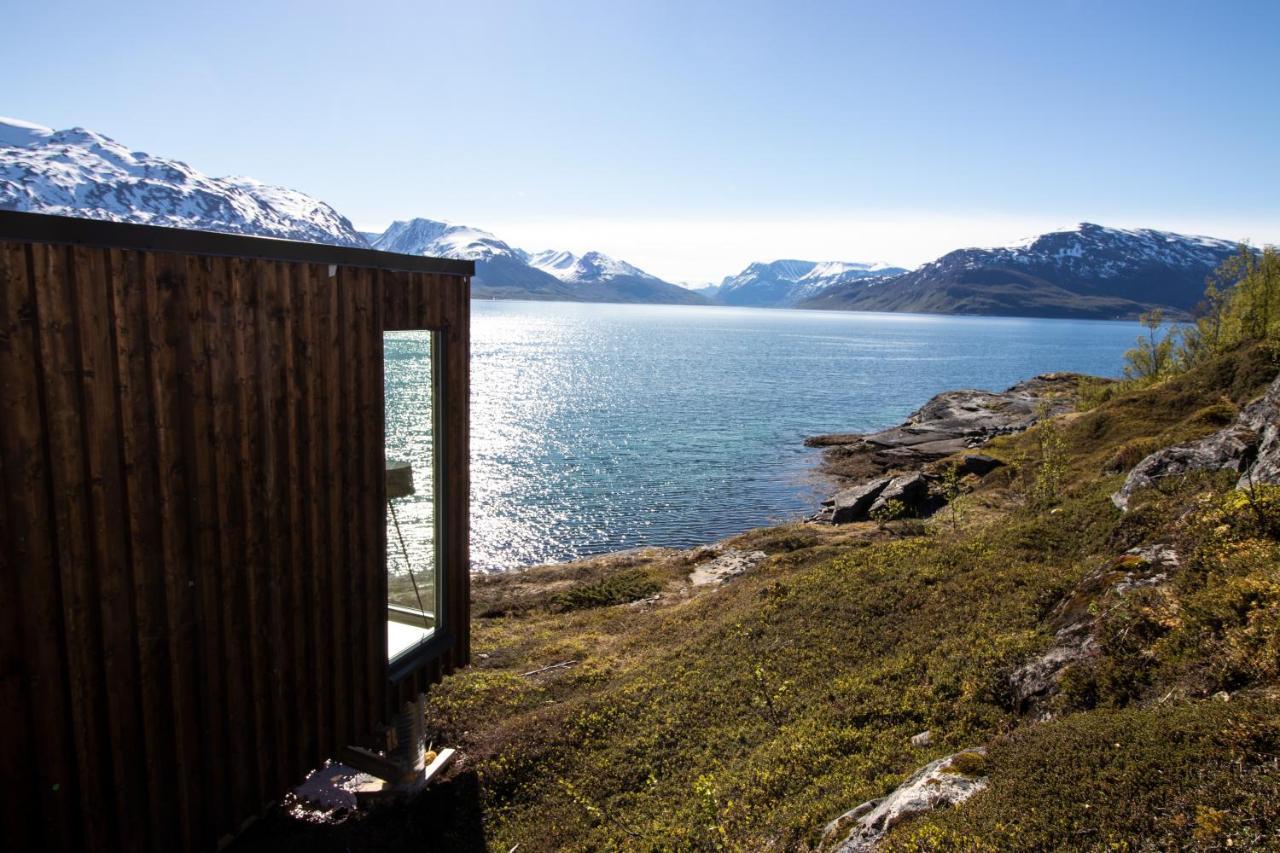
[829,478,892,523]
[868,472,930,518]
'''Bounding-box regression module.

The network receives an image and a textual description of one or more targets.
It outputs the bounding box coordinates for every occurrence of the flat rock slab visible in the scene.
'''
[957,454,1004,477]
[689,549,768,586]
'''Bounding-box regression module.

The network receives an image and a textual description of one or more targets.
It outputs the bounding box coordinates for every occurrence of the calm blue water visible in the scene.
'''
[393,301,1142,573]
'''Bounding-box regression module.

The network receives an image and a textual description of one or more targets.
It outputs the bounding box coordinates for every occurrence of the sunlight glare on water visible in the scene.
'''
[394,301,1144,573]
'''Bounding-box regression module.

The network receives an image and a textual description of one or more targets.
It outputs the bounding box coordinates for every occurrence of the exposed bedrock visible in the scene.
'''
[821,749,989,852]
[1112,373,1280,509]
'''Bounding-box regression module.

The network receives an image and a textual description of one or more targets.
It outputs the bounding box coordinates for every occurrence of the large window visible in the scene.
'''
[384,330,440,661]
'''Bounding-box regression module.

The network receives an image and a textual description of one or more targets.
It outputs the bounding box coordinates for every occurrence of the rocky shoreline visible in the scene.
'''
[806,373,1090,524]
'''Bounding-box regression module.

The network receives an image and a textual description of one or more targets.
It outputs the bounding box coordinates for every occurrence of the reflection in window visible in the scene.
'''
[384,331,438,661]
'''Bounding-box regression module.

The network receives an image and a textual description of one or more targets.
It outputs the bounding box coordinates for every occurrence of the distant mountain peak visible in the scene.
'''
[800,222,1245,319]
[717,257,907,307]
[528,248,658,284]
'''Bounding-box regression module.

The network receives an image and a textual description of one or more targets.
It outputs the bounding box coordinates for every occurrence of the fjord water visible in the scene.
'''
[395,301,1142,573]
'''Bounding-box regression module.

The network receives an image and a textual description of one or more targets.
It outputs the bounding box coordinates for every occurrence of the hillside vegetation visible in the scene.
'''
[234,250,1280,852]
[391,339,1277,851]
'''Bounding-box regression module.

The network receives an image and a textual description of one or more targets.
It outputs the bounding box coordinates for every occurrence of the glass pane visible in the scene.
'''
[384,330,438,661]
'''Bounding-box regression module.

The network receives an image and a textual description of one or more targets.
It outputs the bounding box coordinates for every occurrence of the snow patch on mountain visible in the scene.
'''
[960,222,1240,281]
[0,116,54,148]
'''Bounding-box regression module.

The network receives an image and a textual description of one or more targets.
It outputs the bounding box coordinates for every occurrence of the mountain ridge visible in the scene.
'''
[717,258,909,307]
[0,117,369,247]
[370,217,706,304]
[0,117,704,305]
[797,222,1244,319]
[0,116,1253,318]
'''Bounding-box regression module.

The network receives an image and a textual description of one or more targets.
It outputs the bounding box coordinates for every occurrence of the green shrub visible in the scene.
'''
[550,567,663,612]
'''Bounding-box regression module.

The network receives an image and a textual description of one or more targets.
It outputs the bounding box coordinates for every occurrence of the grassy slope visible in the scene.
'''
[237,344,1279,852]
[420,342,1280,852]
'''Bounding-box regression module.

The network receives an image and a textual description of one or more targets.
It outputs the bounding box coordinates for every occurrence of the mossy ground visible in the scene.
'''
[233,344,1280,852]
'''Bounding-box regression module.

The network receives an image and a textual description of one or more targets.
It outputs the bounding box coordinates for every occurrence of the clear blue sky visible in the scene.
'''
[5,0,1278,281]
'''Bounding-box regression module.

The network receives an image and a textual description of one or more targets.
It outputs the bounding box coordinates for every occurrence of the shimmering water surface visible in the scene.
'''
[394,301,1143,573]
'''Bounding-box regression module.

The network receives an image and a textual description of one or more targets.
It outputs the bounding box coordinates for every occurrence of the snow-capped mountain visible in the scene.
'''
[0,117,366,246]
[373,218,522,263]
[717,259,908,307]
[369,219,705,304]
[798,223,1245,319]
[522,247,703,302]
[370,217,577,298]
[0,116,703,304]
[528,249,652,284]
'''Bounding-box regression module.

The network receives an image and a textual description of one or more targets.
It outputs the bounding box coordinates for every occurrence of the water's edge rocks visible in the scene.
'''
[808,373,1088,523]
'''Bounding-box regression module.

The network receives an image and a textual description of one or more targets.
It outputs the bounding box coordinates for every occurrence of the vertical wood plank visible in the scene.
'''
[207,253,258,821]
[0,418,35,848]
[327,264,352,750]
[0,242,78,852]
[113,248,182,852]
[298,261,333,761]
[31,243,115,848]
[255,260,290,796]
[447,275,472,667]
[277,261,314,779]
[361,269,383,730]
[369,270,390,724]
[230,257,274,804]
[146,250,204,851]
[345,266,369,739]
[76,246,148,853]
[183,252,229,846]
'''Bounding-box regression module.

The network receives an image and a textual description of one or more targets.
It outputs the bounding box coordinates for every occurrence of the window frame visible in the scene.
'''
[385,327,453,680]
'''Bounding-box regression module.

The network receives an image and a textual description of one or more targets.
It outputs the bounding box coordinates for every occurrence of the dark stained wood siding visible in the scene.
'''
[0,213,471,852]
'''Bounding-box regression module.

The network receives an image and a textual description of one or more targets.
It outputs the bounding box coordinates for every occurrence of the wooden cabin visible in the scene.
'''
[0,211,472,851]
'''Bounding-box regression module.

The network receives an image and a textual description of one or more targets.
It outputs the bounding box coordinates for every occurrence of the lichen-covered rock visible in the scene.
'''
[1244,376,1280,486]
[823,749,989,852]
[1112,374,1280,509]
